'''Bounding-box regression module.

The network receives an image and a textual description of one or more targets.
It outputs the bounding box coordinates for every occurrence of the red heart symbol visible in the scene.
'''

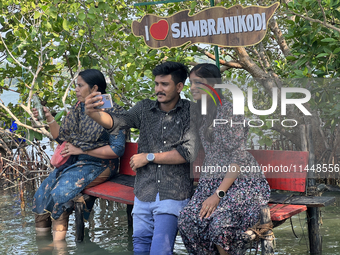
[150,20,169,40]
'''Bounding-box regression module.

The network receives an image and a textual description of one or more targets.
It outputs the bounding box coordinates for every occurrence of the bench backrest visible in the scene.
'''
[247,150,309,192]
[119,142,138,176]
[119,143,309,193]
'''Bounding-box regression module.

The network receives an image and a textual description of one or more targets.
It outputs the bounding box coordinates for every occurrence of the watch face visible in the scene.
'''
[218,190,225,198]
[147,153,155,161]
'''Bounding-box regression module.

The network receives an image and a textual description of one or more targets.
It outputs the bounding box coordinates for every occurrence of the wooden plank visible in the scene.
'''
[269,193,336,207]
[247,150,309,192]
[83,181,134,204]
[269,203,307,221]
[119,142,138,176]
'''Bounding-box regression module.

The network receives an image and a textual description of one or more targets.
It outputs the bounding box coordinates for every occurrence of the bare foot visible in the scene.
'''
[216,244,231,255]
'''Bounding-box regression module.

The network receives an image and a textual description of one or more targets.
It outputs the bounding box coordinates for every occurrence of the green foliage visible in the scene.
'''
[282,0,340,135]
[0,0,195,139]
[1,0,339,149]
[285,0,340,78]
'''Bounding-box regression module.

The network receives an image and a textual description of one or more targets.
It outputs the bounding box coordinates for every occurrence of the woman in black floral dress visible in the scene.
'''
[178,64,270,255]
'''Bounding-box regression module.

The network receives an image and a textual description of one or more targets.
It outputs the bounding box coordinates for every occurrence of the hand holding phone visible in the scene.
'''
[95,94,113,109]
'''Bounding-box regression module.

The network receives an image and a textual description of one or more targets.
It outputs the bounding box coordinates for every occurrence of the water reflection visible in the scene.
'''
[0,185,339,254]
[35,229,133,255]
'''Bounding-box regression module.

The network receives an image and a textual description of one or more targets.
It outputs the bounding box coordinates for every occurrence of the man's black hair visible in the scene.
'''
[152,61,188,85]
[79,69,107,94]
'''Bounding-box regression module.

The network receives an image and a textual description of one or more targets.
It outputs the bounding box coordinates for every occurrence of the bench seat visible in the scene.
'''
[83,181,308,222]
[83,142,138,205]
[84,181,134,205]
[268,203,307,221]
[83,146,313,224]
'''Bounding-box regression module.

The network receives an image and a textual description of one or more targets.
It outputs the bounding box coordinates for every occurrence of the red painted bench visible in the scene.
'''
[76,143,335,253]
[248,149,309,223]
[83,142,137,205]
[193,149,314,223]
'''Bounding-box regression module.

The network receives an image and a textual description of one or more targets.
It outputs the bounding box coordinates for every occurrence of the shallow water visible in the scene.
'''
[0,186,339,255]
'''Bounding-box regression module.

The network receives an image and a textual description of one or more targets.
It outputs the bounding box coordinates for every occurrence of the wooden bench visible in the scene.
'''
[83,142,137,205]
[249,149,309,224]
[245,150,335,254]
[76,142,335,254]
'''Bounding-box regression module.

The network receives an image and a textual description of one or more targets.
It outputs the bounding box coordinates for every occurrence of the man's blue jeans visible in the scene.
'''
[132,193,189,255]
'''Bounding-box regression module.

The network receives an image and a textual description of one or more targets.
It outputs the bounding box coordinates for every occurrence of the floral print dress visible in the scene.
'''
[178,100,271,255]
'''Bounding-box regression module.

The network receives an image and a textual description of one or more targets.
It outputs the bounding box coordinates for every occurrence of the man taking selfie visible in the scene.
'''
[85,61,199,255]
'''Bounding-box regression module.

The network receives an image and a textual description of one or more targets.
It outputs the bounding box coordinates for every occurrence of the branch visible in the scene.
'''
[258,43,270,70]
[268,17,291,57]
[80,11,134,107]
[27,64,43,109]
[271,124,301,150]
[27,34,45,109]
[218,63,242,72]
[188,61,241,73]
[62,39,84,112]
[327,126,340,164]
[1,32,44,109]
[233,47,283,91]
[64,49,76,87]
[258,43,282,87]
[0,33,34,76]
[257,0,293,50]
[202,48,243,68]
[287,11,340,33]
[84,21,134,106]
[317,0,327,25]
[0,102,52,139]
[196,46,243,70]
[246,47,266,71]
[233,47,269,79]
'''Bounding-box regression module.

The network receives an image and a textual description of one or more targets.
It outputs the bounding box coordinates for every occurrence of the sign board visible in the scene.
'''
[132,2,279,49]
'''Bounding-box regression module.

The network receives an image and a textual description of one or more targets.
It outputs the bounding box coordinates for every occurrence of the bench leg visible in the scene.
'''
[75,201,84,242]
[74,194,94,242]
[307,207,322,254]
[127,204,133,227]
[260,205,274,255]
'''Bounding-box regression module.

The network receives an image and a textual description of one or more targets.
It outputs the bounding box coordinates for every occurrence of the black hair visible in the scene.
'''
[152,61,188,85]
[190,63,224,143]
[78,69,107,94]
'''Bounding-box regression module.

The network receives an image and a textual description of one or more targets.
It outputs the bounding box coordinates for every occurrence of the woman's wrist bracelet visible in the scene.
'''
[46,119,56,125]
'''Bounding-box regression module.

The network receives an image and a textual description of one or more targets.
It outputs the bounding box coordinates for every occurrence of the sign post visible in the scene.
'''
[209,0,220,69]
[133,2,279,68]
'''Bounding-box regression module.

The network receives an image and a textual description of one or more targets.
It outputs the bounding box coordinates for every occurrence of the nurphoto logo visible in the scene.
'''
[200,83,311,128]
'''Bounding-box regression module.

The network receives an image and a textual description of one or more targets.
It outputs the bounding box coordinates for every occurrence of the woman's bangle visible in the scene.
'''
[46,119,56,125]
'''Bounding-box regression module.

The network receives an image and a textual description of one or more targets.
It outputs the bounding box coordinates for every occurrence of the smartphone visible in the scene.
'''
[95,94,113,109]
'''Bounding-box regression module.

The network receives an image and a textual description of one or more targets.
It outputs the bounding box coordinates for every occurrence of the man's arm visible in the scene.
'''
[129,102,200,172]
[85,92,142,134]
[85,92,114,129]
[153,150,186,164]
[174,102,200,164]
[129,150,186,172]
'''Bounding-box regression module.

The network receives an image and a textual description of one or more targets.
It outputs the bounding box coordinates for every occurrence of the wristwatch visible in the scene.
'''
[146,153,155,162]
[216,189,226,199]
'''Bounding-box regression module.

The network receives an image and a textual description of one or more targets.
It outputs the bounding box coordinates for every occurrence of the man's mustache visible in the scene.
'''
[156,92,166,96]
